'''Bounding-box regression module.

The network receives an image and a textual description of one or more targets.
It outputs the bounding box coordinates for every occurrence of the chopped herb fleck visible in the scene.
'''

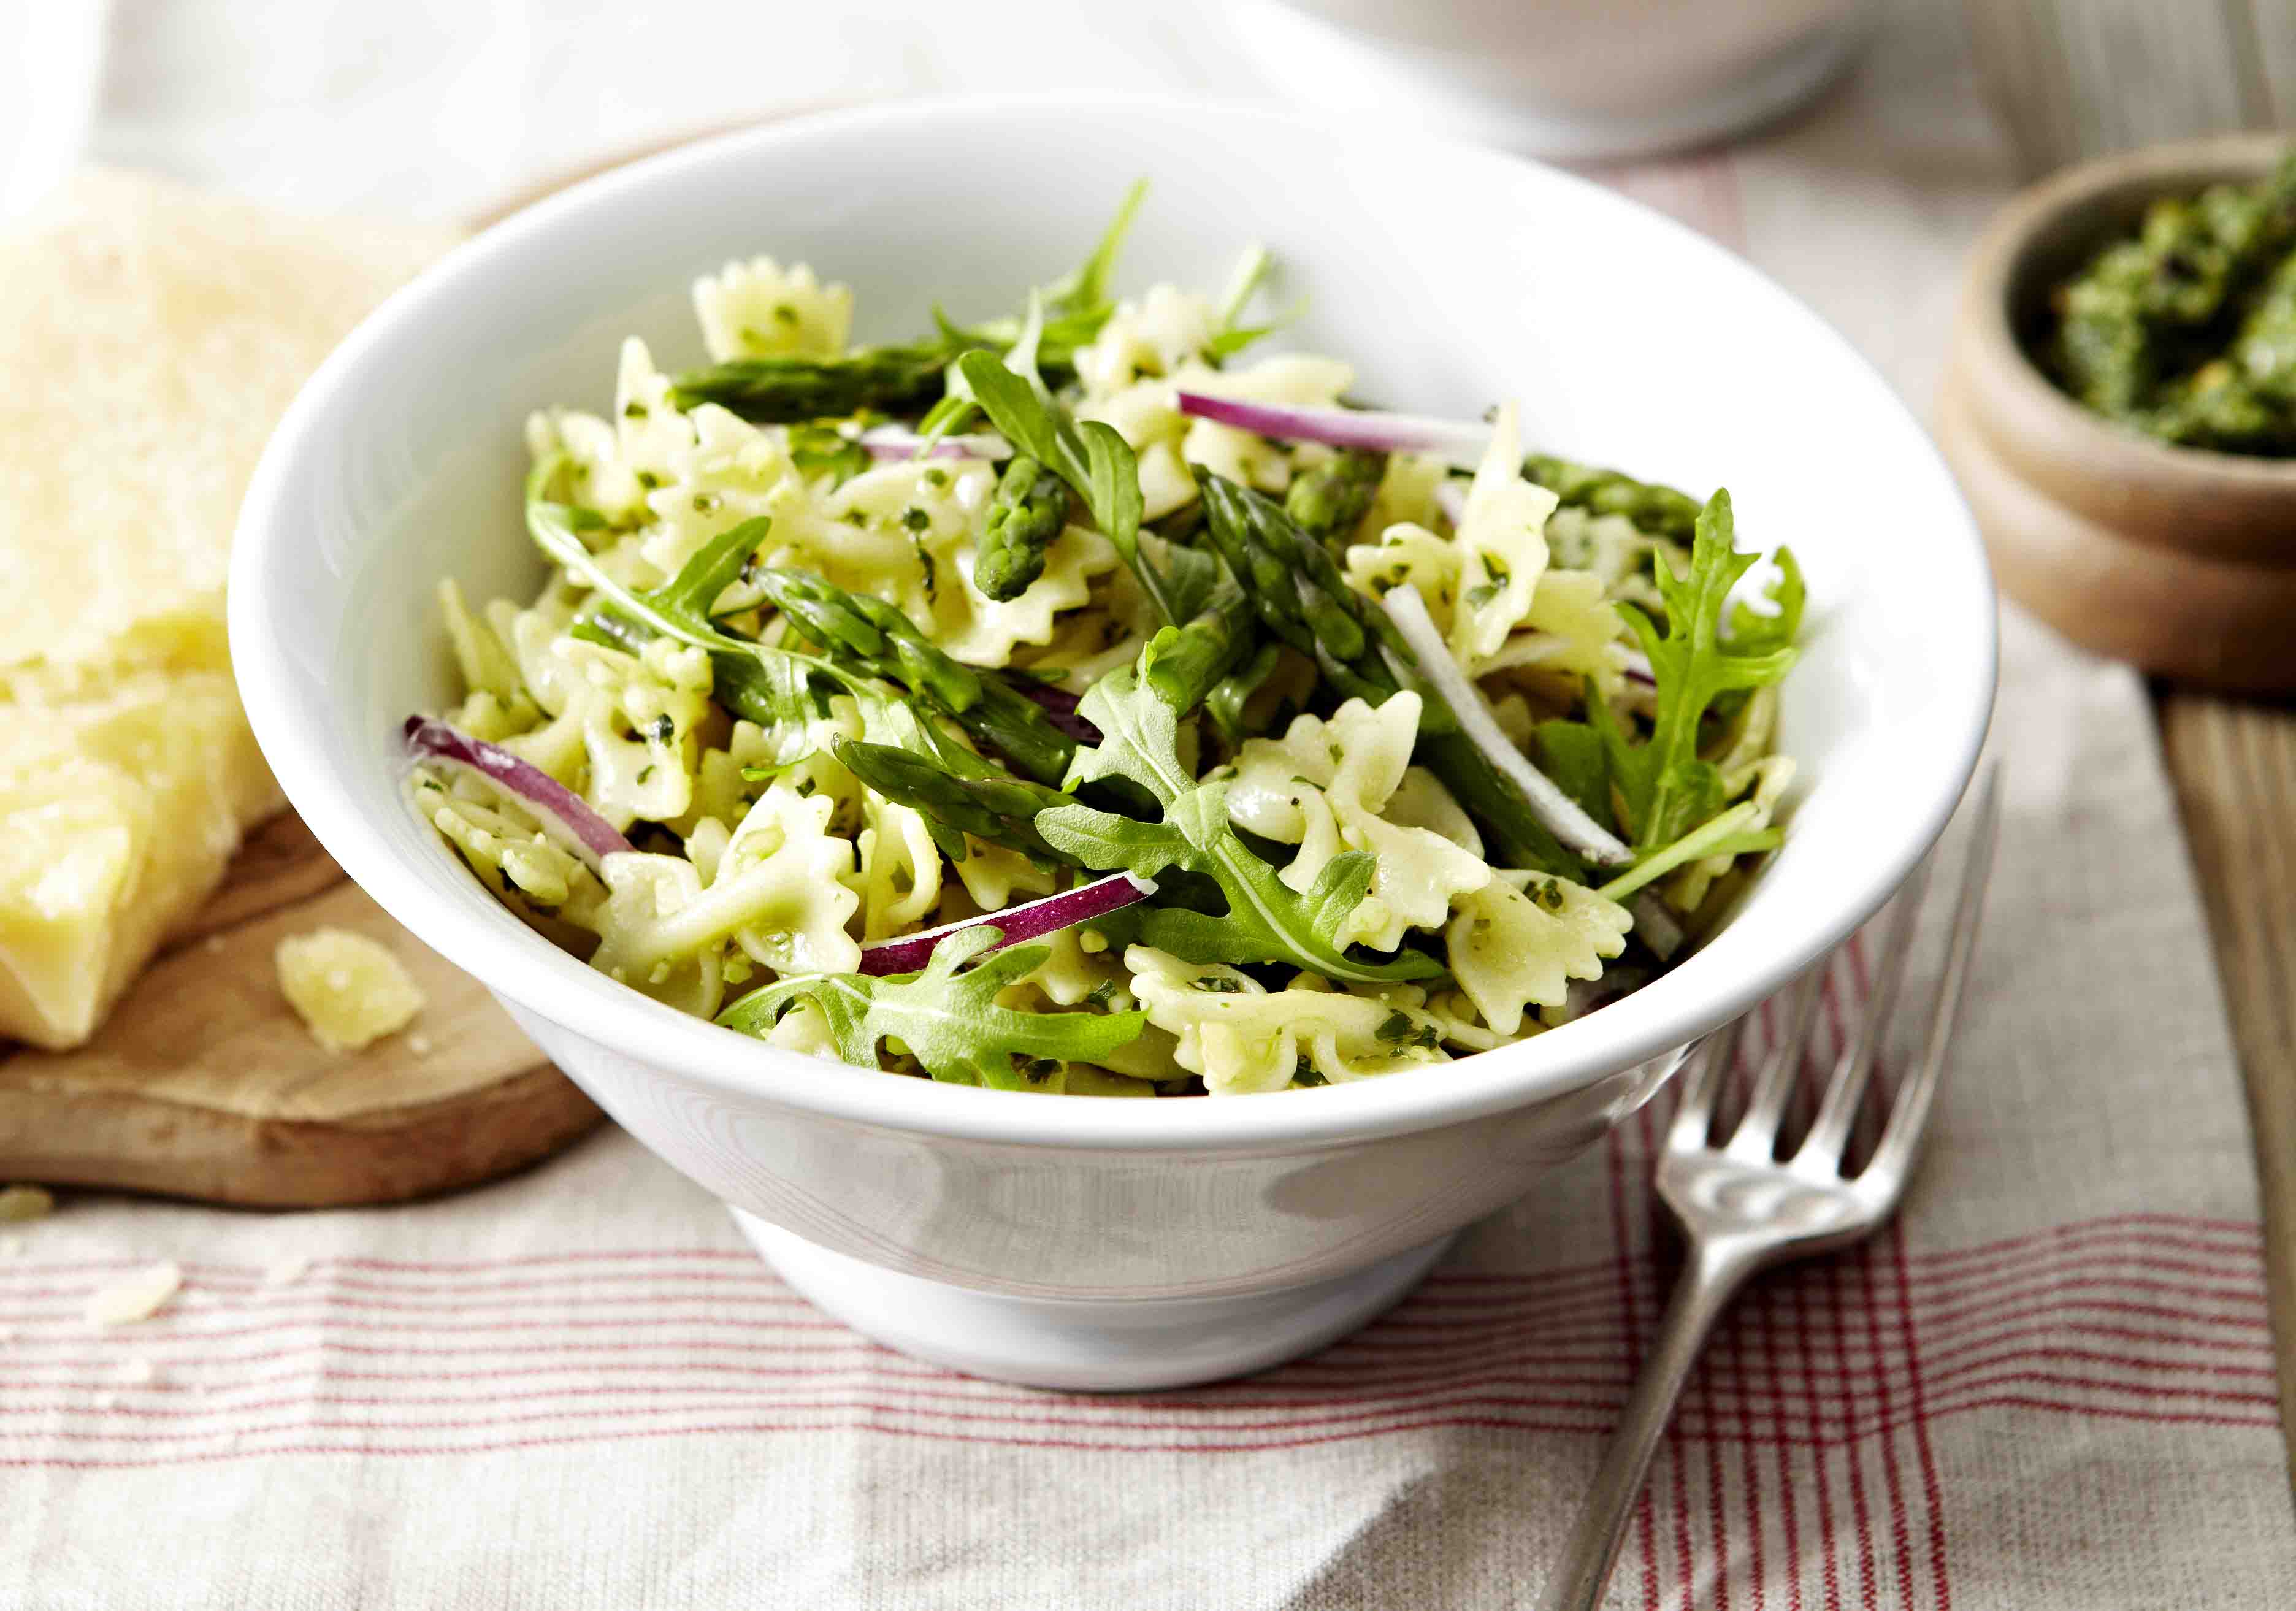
[692,491,722,514]
[624,400,649,419]
[900,506,931,532]
[773,303,800,326]
[1464,583,1501,609]
[636,470,662,491]
[924,467,949,488]
[1192,976,1244,994]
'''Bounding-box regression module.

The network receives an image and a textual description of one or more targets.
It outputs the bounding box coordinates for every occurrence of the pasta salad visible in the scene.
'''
[408,187,1803,1097]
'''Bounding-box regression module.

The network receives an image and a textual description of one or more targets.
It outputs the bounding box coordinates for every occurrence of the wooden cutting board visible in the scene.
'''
[0,811,603,1208]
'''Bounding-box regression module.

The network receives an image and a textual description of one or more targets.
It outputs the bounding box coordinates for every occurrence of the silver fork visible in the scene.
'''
[1540,767,2003,1611]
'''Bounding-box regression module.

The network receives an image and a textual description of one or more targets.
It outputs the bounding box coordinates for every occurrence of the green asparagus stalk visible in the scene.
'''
[1283,448,1385,543]
[1139,584,1257,716]
[750,569,1075,785]
[832,738,1079,864]
[670,183,1149,427]
[1520,454,1703,541]
[974,456,1071,602]
[1195,470,1582,876]
[669,345,963,423]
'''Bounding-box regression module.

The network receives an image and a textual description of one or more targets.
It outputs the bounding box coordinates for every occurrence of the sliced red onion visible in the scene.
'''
[1629,892,1685,959]
[1433,478,1469,528]
[1558,966,1651,1023]
[404,716,635,868]
[857,872,1156,976]
[1378,585,1634,868]
[1621,650,1657,687]
[855,424,1012,462]
[1174,393,1490,468]
[1001,674,1103,744]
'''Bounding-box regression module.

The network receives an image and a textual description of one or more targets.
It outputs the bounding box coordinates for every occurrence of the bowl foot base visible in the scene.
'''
[733,1211,1456,1391]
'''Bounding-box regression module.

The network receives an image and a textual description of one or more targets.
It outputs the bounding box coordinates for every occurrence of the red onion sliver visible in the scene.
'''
[1621,651,1658,688]
[1377,586,1634,868]
[1629,892,1685,959]
[855,424,1012,462]
[1433,478,1469,527]
[1173,392,1490,468]
[404,716,636,868]
[857,872,1156,976]
[1001,674,1103,744]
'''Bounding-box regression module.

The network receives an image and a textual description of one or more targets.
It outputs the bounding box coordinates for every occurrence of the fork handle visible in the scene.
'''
[1539,1239,1764,1611]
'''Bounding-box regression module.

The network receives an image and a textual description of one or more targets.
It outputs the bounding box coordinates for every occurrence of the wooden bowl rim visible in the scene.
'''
[1962,131,2296,492]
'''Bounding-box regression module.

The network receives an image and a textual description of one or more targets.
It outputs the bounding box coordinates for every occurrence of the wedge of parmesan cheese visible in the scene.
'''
[0,171,451,1049]
[275,928,426,1052]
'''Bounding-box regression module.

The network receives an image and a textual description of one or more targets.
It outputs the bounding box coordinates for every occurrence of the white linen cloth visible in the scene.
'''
[4,1,2289,1605]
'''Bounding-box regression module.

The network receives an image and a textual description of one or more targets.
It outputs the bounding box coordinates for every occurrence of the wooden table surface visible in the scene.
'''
[2159,697,2296,1480]
[1970,0,2296,1502]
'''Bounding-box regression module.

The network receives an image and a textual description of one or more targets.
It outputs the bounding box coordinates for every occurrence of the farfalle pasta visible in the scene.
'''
[408,188,1804,1095]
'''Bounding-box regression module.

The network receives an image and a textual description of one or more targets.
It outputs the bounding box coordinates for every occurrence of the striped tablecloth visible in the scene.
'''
[4,608,2287,1605]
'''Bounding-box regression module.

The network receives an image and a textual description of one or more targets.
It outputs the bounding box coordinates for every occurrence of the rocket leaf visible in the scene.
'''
[717,926,1146,1089]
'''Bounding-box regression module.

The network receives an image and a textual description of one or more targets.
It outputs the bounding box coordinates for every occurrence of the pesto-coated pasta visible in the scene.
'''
[408,191,1803,1095]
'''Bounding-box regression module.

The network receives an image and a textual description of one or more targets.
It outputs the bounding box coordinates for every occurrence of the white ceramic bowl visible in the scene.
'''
[230,94,1994,1390]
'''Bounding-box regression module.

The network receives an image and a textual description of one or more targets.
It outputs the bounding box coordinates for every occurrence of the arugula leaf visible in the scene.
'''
[527,469,840,749]
[717,926,1146,1089]
[1609,491,1798,849]
[1534,719,1614,827]
[1042,177,1148,326]
[1596,800,1782,903]
[1726,545,1805,657]
[1033,664,1443,984]
[953,350,1218,627]
[1204,243,1306,363]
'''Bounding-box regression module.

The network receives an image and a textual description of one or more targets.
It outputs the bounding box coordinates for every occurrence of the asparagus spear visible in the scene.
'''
[1139,584,1257,716]
[1520,454,1703,541]
[833,738,1079,864]
[1195,470,1582,876]
[670,183,1149,427]
[669,345,962,423]
[973,456,1071,602]
[750,568,1076,786]
[1283,448,1385,543]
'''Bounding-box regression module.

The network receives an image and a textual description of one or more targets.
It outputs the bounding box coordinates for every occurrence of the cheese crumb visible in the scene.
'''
[275,928,424,1051]
[0,1184,53,1222]
[86,1260,182,1325]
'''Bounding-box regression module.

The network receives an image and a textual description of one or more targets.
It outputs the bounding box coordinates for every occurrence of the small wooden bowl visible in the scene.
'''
[1940,134,2296,692]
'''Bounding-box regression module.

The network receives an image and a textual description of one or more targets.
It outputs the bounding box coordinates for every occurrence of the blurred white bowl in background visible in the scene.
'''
[1243,0,1868,159]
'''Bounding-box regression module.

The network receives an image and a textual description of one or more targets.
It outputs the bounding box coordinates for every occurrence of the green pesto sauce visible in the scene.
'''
[2044,150,2296,455]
